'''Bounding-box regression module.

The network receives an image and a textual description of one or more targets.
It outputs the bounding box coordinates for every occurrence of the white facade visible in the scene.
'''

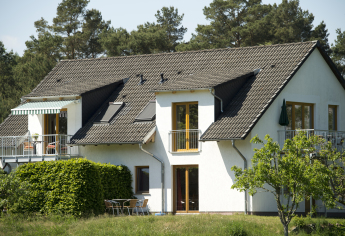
[80,48,345,215]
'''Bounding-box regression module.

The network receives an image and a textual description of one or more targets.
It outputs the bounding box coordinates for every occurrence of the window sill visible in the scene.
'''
[135,192,151,196]
[170,150,200,154]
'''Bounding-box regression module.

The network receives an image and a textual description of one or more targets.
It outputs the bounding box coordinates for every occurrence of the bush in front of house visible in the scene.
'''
[95,163,134,200]
[14,159,104,216]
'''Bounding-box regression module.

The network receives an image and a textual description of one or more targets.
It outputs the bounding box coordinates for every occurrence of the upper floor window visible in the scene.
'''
[286,102,313,130]
[328,105,337,131]
[171,102,199,152]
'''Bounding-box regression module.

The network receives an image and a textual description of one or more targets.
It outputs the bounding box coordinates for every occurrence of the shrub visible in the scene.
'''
[95,163,134,200]
[15,158,104,216]
[0,171,31,212]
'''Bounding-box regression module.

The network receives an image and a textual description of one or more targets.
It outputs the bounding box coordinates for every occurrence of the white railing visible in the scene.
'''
[0,134,79,163]
[168,129,201,153]
[277,129,345,152]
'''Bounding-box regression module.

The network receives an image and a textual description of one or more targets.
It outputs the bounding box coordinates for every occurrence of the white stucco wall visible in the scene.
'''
[248,48,345,214]
[27,99,82,136]
[81,48,345,214]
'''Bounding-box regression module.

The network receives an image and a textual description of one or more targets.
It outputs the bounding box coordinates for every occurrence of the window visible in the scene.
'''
[136,166,149,193]
[286,102,313,130]
[172,102,199,152]
[94,102,124,124]
[328,105,337,131]
[135,100,156,122]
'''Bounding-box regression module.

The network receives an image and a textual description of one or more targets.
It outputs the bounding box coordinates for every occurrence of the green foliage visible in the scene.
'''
[0,171,31,212]
[317,136,345,208]
[155,6,187,52]
[95,163,134,200]
[177,0,272,51]
[268,0,314,44]
[15,158,104,216]
[310,21,332,55]
[331,28,345,77]
[231,132,334,236]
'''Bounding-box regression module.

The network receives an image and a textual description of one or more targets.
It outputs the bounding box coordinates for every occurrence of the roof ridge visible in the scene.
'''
[60,41,318,62]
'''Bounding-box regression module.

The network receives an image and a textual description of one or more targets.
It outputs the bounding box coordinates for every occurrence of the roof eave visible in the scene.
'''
[68,141,142,146]
[150,87,212,93]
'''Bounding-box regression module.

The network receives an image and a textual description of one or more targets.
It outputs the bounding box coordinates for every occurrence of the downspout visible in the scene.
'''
[139,143,165,213]
[232,140,248,215]
[209,88,223,112]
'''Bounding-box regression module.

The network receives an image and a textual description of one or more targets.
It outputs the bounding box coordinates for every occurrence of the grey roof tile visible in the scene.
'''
[3,41,337,143]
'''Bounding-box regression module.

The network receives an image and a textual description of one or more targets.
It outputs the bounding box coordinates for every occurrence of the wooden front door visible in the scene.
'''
[173,165,199,213]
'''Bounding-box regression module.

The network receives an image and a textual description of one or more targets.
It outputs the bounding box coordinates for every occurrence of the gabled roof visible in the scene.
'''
[70,41,321,144]
[1,41,342,143]
[151,70,254,92]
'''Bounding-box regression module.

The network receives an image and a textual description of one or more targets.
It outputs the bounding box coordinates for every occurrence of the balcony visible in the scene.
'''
[277,129,345,152]
[0,134,80,163]
[168,129,202,153]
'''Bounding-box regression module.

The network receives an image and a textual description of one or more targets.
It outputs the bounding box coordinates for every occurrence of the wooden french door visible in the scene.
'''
[173,165,199,213]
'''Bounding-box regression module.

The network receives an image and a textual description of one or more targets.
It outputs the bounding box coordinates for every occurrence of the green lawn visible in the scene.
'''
[0,214,344,236]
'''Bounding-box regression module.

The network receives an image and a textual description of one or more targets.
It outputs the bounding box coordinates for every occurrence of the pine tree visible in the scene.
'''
[52,0,89,59]
[155,6,187,52]
[311,21,331,55]
[269,0,314,44]
[331,29,345,77]
[176,0,272,52]
[79,9,111,58]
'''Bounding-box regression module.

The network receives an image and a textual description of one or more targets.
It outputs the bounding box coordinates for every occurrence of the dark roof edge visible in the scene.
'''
[236,42,319,140]
[68,141,141,146]
[315,41,345,89]
[59,41,320,62]
[199,138,242,141]
[80,80,123,96]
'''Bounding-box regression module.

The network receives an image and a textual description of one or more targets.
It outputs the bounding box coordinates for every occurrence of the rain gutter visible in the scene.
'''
[209,88,223,112]
[139,143,165,213]
[231,140,248,215]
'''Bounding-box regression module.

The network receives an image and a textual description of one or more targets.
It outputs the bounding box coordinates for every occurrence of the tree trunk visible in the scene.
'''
[284,224,289,236]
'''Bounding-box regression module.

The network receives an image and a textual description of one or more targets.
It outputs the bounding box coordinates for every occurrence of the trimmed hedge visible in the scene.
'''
[14,159,133,216]
[96,163,134,200]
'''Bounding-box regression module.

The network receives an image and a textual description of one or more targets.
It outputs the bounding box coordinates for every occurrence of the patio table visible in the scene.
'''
[111,199,143,215]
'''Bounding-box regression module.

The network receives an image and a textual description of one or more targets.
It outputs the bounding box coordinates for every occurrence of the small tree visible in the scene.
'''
[318,140,345,209]
[231,132,333,236]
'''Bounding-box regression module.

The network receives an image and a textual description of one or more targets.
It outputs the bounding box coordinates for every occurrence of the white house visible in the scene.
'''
[0,41,344,216]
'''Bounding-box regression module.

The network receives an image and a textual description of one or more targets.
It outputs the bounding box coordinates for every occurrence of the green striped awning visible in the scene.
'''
[11,100,75,115]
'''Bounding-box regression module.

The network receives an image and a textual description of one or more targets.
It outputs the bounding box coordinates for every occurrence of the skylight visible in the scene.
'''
[94,102,124,124]
[135,100,156,122]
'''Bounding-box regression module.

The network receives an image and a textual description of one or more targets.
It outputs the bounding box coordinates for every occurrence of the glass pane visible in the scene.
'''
[329,107,335,131]
[176,105,186,130]
[188,104,198,129]
[295,105,302,129]
[286,105,292,130]
[59,116,67,135]
[188,167,199,211]
[176,168,186,211]
[47,114,57,134]
[304,106,312,129]
[137,167,149,192]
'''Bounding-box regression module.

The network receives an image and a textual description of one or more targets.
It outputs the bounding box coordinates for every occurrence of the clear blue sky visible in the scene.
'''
[1,0,344,56]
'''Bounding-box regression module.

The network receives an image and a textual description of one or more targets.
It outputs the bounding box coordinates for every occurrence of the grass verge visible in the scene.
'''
[0,213,344,236]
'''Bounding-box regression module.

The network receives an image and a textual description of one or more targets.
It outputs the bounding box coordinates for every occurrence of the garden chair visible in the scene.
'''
[137,199,149,215]
[24,142,34,155]
[104,200,121,215]
[123,199,138,216]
